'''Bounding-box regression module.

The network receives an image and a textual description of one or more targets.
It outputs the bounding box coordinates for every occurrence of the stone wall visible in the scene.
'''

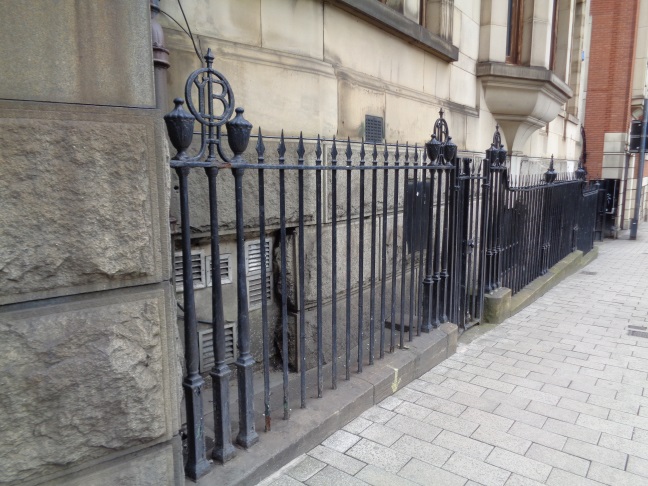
[0,2,181,485]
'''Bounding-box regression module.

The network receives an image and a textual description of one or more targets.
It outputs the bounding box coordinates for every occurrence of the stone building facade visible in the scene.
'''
[0,1,181,485]
[0,0,593,484]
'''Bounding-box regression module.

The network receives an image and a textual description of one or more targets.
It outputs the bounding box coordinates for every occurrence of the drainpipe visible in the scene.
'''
[630,97,648,239]
[620,150,630,230]
[151,0,170,111]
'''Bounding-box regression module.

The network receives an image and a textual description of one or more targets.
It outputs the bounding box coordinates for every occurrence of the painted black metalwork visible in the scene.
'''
[166,71,603,476]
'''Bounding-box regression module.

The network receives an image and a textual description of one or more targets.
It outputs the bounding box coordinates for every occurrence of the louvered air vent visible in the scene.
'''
[198,322,237,373]
[205,253,232,286]
[246,239,272,309]
[174,251,205,291]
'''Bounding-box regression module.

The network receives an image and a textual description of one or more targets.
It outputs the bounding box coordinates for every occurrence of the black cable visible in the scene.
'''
[177,0,204,62]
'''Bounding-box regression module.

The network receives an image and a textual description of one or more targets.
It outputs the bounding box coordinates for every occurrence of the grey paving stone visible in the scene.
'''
[557,397,610,419]
[432,429,494,461]
[440,378,487,397]
[503,351,542,364]
[460,407,514,432]
[305,465,369,486]
[307,445,366,475]
[419,370,448,384]
[391,434,453,467]
[569,380,618,399]
[462,364,504,380]
[515,360,558,375]
[471,375,516,394]
[485,448,552,482]
[322,430,362,453]
[361,407,396,424]
[504,474,546,486]
[482,389,533,409]
[526,371,571,387]
[450,391,499,412]
[394,401,432,421]
[398,458,467,486]
[490,362,530,378]
[525,443,589,476]
[416,393,467,417]
[587,461,646,486]
[346,439,411,474]
[576,413,634,439]
[539,358,581,373]
[360,423,404,447]
[508,422,567,450]
[344,417,374,435]
[562,437,627,469]
[267,474,305,486]
[424,410,480,437]
[608,409,648,431]
[444,369,477,382]
[414,382,456,399]
[626,456,648,479]
[546,468,607,486]
[599,433,648,460]
[384,413,442,443]
[378,395,403,411]
[471,425,533,454]
[526,400,579,424]
[512,386,560,406]
[444,452,511,486]
[498,374,543,391]
[286,455,327,482]
[633,428,648,444]
[355,464,418,486]
[541,383,589,402]
[393,387,425,403]
[494,404,547,428]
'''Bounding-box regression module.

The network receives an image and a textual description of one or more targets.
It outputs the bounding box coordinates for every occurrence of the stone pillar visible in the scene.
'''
[0,1,181,485]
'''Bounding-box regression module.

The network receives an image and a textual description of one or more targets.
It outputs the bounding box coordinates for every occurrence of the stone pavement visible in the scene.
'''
[258,234,648,486]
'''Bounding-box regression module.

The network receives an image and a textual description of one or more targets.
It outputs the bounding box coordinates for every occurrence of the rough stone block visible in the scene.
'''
[483,287,511,324]
[0,105,168,305]
[0,288,176,485]
[0,0,154,107]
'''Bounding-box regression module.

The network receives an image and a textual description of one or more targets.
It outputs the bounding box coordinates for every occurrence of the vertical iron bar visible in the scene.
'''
[345,141,352,378]
[400,144,410,345]
[232,161,259,448]
[408,146,418,341]
[206,165,236,463]
[417,152,428,335]
[478,159,491,317]
[432,165,443,327]
[421,162,436,333]
[316,137,324,396]
[358,140,366,372]
[278,132,290,419]
[255,130,271,432]
[380,144,390,356]
[369,143,379,364]
[177,166,211,480]
[297,133,306,408]
[391,144,401,352]
[440,164,453,323]
[330,138,338,388]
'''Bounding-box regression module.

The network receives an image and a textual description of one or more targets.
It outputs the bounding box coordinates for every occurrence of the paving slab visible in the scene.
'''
[256,234,648,486]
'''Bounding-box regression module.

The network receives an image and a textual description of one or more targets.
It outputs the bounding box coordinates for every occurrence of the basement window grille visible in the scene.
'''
[246,239,272,309]
[174,251,206,291]
[198,322,237,372]
[205,253,233,286]
[365,115,384,144]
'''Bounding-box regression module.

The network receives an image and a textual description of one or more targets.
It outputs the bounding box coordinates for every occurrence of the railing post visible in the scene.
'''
[206,165,236,464]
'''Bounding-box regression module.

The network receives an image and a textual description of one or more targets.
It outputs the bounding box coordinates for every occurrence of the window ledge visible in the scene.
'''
[327,0,459,62]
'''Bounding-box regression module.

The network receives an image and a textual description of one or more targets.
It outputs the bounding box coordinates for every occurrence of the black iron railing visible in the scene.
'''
[163,50,604,480]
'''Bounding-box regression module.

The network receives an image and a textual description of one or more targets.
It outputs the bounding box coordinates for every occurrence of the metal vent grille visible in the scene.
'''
[246,239,272,309]
[365,115,384,144]
[198,322,237,373]
[205,253,232,286]
[174,251,206,291]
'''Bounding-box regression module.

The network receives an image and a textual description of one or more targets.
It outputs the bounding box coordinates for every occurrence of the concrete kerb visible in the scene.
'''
[194,323,457,486]
[483,245,600,324]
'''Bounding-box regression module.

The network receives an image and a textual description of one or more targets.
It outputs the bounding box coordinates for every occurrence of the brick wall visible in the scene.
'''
[584,0,641,178]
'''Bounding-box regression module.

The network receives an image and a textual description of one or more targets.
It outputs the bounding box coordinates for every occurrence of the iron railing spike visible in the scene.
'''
[331,136,338,160]
[360,138,366,161]
[297,131,305,158]
[256,127,265,158]
[278,130,286,158]
[315,134,322,160]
